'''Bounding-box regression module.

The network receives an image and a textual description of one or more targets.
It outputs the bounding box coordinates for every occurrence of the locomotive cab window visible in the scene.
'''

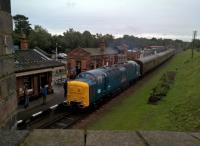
[97,75,104,84]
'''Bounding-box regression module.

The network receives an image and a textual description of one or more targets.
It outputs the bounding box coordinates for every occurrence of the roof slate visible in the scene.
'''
[14,50,65,73]
[82,47,118,56]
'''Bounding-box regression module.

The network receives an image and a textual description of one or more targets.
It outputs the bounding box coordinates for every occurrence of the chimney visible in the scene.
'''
[99,40,106,52]
[20,34,28,50]
[122,44,128,55]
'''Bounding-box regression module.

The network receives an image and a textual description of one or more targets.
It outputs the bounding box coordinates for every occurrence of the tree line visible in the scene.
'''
[13,14,192,54]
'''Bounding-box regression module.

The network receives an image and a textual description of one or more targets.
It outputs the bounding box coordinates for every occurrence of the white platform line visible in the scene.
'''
[32,111,43,117]
[50,104,58,110]
[17,120,23,124]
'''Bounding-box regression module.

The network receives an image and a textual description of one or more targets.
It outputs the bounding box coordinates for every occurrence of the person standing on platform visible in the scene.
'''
[63,79,68,99]
[41,85,48,105]
[24,85,29,109]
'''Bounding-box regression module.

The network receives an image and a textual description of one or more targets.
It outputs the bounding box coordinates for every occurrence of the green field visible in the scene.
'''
[89,49,200,132]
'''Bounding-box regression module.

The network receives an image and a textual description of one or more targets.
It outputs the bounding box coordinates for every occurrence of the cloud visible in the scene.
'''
[11,0,200,41]
[66,1,76,8]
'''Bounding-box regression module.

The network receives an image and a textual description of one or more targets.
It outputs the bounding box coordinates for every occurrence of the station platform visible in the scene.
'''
[17,85,65,120]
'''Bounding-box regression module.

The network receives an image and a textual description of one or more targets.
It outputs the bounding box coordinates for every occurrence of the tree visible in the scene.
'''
[81,31,96,47]
[63,28,82,50]
[13,14,32,36]
[51,35,66,53]
[29,25,52,52]
[102,34,114,46]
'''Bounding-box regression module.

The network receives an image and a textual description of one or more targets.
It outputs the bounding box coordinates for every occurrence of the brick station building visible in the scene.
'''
[127,50,141,60]
[14,48,65,103]
[67,43,128,78]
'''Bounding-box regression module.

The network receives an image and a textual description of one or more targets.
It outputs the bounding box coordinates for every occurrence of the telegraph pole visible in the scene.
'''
[192,30,197,58]
[56,43,58,61]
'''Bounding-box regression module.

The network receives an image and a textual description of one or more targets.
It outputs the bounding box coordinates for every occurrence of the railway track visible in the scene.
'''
[42,113,87,129]
[17,101,92,129]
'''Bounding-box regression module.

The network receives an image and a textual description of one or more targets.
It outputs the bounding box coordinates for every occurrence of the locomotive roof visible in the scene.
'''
[75,78,96,85]
[127,60,139,66]
[87,69,107,76]
[77,69,107,82]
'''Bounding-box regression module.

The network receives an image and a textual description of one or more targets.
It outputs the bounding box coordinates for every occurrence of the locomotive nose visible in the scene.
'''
[67,81,90,108]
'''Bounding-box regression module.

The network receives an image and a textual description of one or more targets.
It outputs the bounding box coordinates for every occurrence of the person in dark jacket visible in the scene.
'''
[24,85,29,109]
[63,79,68,99]
[41,85,48,105]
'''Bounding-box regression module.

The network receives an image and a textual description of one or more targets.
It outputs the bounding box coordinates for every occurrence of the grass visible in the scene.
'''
[89,49,200,132]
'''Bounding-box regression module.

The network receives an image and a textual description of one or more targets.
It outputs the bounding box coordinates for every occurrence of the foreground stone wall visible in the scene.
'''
[1,130,200,146]
[0,0,17,128]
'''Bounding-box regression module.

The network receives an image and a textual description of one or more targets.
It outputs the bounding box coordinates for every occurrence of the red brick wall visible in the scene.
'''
[68,48,125,78]
[67,48,91,77]
[81,60,87,70]
[127,51,141,60]
[20,39,28,50]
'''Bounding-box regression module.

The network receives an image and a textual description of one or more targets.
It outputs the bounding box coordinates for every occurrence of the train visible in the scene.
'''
[66,49,175,108]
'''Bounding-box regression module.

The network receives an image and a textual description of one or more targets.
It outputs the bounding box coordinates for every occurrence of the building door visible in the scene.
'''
[76,61,81,75]
[23,76,32,89]
[39,73,48,89]
[41,75,47,87]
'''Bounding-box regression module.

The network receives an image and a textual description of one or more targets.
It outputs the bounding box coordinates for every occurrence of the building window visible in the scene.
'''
[90,64,94,69]
[24,76,32,89]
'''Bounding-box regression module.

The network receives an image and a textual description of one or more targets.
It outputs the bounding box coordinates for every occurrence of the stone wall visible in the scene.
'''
[0,0,17,128]
[1,130,200,146]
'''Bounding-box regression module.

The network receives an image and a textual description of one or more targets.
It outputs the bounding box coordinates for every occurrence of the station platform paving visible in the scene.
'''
[17,84,65,120]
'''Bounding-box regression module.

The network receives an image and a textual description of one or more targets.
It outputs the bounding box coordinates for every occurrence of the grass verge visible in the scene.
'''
[89,49,200,131]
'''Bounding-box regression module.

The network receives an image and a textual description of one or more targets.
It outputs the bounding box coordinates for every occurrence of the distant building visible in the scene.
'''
[127,49,141,60]
[67,42,127,78]
[142,46,166,57]
[145,46,165,50]
[115,44,128,64]
[145,46,166,53]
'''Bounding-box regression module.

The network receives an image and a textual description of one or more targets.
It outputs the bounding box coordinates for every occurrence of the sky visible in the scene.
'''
[11,0,200,41]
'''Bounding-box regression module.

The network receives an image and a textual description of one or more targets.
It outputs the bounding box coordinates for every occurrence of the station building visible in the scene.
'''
[127,49,141,60]
[67,42,128,78]
[14,37,65,103]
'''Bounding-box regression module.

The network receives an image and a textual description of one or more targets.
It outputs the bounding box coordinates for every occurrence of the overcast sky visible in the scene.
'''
[11,0,200,41]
